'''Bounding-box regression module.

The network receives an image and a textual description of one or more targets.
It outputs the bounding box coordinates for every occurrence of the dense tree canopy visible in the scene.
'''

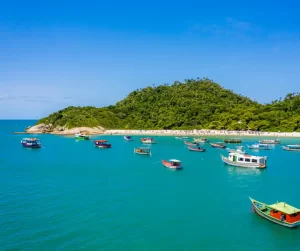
[37,78,300,132]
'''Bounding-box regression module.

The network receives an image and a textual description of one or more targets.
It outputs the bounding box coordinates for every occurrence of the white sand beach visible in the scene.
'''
[103,129,300,138]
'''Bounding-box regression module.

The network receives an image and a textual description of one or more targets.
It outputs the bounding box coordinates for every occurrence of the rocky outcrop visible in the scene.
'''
[26,123,53,134]
[25,123,105,135]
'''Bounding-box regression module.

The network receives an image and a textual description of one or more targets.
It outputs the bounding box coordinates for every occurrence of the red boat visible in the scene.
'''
[210,142,226,148]
[94,140,111,148]
[162,159,183,169]
[188,146,206,152]
[184,141,198,146]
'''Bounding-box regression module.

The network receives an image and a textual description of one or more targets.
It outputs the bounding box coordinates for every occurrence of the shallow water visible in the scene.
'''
[1,120,300,250]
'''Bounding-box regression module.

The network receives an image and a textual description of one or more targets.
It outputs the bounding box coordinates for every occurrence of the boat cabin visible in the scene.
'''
[228,153,266,166]
[264,202,300,224]
[169,159,182,166]
[94,140,111,148]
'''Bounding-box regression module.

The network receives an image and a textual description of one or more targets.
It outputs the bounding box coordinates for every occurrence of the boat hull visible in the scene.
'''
[22,143,41,148]
[188,146,205,152]
[95,145,111,148]
[210,143,226,148]
[250,198,300,228]
[221,155,266,169]
[162,160,183,169]
[282,146,300,151]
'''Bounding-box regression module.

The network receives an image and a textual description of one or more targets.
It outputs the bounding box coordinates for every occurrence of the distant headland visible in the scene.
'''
[17,78,300,135]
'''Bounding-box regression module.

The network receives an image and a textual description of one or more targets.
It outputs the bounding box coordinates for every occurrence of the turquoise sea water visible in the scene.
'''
[1,120,300,250]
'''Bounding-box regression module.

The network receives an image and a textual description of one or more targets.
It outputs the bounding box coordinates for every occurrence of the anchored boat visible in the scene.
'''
[94,140,111,148]
[175,136,188,140]
[184,141,198,146]
[210,142,226,148]
[221,153,267,168]
[188,146,206,152]
[75,133,90,140]
[282,145,300,151]
[193,138,208,143]
[162,159,183,169]
[140,137,156,144]
[250,197,300,228]
[248,143,272,150]
[259,139,280,144]
[134,147,151,155]
[124,135,133,141]
[224,138,242,143]
[21,138,41,148]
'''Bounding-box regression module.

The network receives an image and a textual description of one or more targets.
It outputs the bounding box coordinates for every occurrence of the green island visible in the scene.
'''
[36,78,300,132]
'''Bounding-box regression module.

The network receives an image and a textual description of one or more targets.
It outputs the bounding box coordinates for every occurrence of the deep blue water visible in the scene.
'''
[1,120,300,250]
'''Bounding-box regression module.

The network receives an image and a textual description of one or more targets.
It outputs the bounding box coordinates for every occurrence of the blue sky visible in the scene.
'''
[1,0,300,118]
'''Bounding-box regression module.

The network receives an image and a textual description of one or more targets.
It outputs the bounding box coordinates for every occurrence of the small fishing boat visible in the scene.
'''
[221,153,267,168]
[193,138,208,143]
[162,159,183,169]
[140,137,156,144]
[175,136,188,140]
[124,135,133,141]
[226,146,245,154]
[94,140,111,148]
[250,197,300,228]
[21,138,41,148]
[282,145,300,151]
[75,133,90,140]
[224,138,242,143]
[188,146,206,152]
[259,139,280,144]
[184,141,198,146]
[210,142,226,148]
[134,147,151,155]
[247,143,272,150]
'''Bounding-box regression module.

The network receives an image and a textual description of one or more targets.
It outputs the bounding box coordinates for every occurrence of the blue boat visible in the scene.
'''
[247,143,272,150]
[124,135,133,141]
[21,138,41,148]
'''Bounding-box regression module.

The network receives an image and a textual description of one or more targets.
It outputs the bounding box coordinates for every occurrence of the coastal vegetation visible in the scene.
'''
[36,78,300,132]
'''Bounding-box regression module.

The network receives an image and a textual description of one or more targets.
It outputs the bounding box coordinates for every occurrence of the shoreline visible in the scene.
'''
[102,129,300,138]
[16,127,300,138]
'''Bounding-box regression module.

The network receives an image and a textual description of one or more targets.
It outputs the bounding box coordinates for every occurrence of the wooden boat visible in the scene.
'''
[188,146,206,152]
[210,142,226,148]
[21,138,41,148]
[259,139,280,144]
[282,145,300,151]
[226,146,245,154]
[140,137,156,144]
[175,136,188,140]
[247,143,272,150]
[162,159,183,169]
[221,153,267,168]
[184,141,198,146]
[193,138,208,143]
[75,133,90,140]
[224,138,242,143]
[124,135,133,141]
[250,197,300,228]
[94,140,111,148]
[134,147,151,155]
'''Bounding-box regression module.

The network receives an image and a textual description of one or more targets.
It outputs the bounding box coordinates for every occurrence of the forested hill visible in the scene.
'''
[37,78,300,132]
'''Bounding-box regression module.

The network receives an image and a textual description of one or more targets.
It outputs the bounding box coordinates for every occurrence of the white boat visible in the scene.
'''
[247,143,272,150]
[259,139,280,144]
[221,153,267,168]
[282,145,300,151]
[175,136,188,140]
[140,137,156,144]
[226,146,245,154]
[193,138,208,143]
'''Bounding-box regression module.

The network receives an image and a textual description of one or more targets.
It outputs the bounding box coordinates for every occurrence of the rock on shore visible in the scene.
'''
[26,124,105,135]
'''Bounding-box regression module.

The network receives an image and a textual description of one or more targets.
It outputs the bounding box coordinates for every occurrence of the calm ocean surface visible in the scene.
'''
[1,120,300,250]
